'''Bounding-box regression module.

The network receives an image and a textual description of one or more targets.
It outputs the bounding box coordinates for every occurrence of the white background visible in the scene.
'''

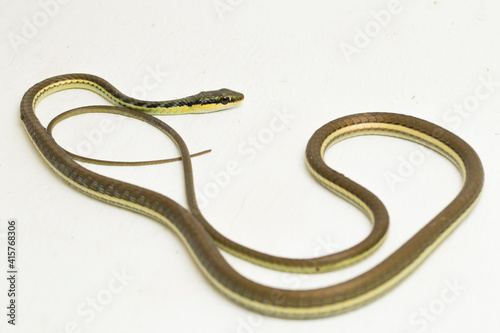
[1,0,499,332]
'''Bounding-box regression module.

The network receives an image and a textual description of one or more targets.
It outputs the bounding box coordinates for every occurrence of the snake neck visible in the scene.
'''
[28,73,243,115]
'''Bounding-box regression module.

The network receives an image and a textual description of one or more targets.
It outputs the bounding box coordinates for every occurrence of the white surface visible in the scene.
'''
[1,0,500,332]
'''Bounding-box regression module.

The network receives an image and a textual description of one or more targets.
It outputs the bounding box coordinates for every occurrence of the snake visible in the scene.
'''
[20,73,484,319]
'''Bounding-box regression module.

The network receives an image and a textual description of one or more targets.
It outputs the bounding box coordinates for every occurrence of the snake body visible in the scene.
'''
[21,74,483,318]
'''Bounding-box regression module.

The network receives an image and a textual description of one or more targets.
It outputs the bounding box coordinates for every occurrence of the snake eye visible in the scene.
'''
[220,96,230,105]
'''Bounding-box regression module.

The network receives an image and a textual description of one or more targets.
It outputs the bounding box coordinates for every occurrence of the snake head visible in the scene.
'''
[193,88,244,113]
